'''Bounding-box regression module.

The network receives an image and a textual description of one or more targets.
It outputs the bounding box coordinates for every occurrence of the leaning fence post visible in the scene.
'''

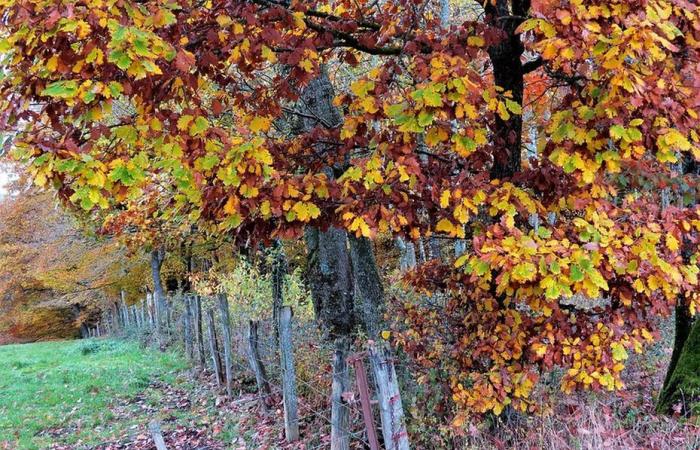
[349,353,380,450]
[246,320,271,411]
[217,293,234,397]
[205,308,223,387]
[278,306,299,442]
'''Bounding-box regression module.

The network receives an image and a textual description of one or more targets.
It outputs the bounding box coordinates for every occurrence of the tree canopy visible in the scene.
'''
[1,0,700,418]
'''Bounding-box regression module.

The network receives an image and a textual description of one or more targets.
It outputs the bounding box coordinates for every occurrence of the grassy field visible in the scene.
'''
[0,339,189,449]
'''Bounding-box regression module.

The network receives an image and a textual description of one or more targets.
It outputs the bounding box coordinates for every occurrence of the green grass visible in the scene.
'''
[0,339,187,449]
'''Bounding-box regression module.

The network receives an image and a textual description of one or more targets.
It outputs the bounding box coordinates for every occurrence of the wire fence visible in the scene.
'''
[91,292,394,449]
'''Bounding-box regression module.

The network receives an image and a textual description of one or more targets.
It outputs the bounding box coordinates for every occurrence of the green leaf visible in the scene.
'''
[417,110,434,127]
[109,166,135,185]
[189,116,209,136]
[611,343,628,361]
[385,102,407,118]
[570,264,584,282]
[505,99,522,115]
[512,262,537,282]
[609,125,626,141]
[108,50,132,70]
[199,154,220,170]
[41,80,78,99]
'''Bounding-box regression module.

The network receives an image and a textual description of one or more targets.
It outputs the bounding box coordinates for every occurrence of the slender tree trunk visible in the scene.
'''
[396,237,416,272]
[349,236,409,450]
[485,0,529,181]
[271,239,286,340]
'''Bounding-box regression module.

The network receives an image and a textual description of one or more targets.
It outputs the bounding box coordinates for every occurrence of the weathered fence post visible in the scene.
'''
[205,308,223,386]
[148,420,168,450]
[194,296,205,368]
[120,290,130,328]
[146,292,154,327]
[246,320,271,410]
[183,296,193,360]
[368,341,409,450]
[278,306,299,442]
[331,336,351,450]
[217,293,234,397]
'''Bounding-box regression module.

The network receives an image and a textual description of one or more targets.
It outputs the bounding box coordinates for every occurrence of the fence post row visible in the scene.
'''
[87,293,407,449]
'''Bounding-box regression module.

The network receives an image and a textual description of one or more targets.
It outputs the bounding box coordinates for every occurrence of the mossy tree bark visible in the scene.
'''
[657,316,700,415]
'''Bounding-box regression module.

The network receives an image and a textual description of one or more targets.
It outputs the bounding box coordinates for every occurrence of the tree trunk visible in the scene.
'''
[304,227,355,338]
[349,236,409,450]
[217,293,234,397]
[305,226,355,448]
[485,0,530,180]
[657,316,700,415]
[396,237,416,273]
[271,239,286,340]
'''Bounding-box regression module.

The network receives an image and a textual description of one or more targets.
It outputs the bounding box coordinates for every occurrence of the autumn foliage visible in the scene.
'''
[0,0,699,421]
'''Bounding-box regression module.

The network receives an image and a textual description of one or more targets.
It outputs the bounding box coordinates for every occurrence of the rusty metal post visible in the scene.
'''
[349,352,380,450]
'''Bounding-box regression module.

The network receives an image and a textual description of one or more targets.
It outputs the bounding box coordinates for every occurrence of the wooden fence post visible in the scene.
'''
[278,306,299,442]
[246,320,271,410]
[368,341,410,450]
[217,293,234,397]
[331,336,351,450]
[183,296,193,360]
[120,290,130,328]
[146,293,154,327]
[205,308,223,386]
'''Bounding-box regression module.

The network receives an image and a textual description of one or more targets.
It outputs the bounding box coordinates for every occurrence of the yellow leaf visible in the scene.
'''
[666,234,679,252]
[46,55,59,72]
[440,190,451,209]
[250,116,271,133]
